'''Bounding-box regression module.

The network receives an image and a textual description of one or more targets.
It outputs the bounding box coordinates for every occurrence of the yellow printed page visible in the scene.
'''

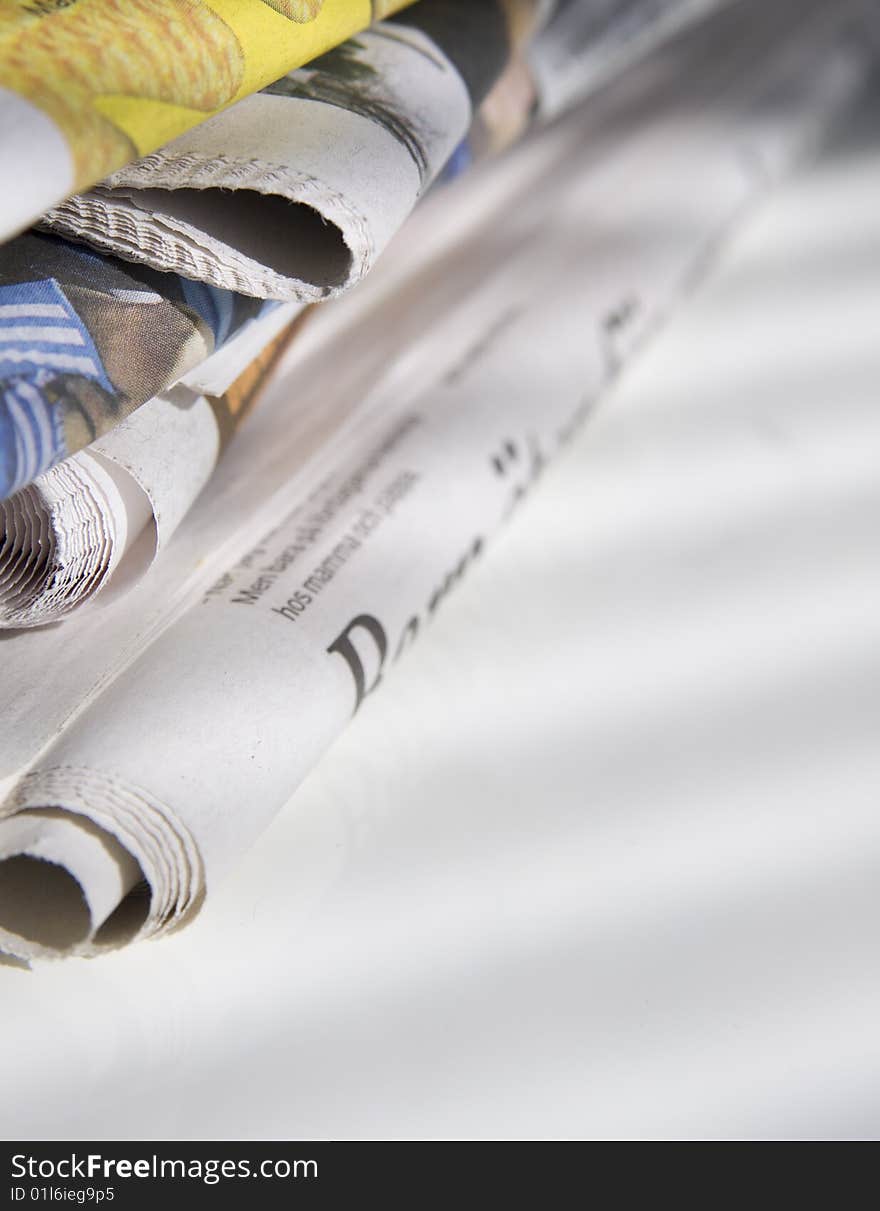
[0,0,416,190]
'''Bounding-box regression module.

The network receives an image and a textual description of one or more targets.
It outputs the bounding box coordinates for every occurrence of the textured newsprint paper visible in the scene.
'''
[0,0,414,242]
[0,0,875,960]
[39,0,529,301]
[0,305,303,628]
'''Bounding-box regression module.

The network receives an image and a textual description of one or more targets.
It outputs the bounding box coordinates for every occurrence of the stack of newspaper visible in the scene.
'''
[0,0,876,961]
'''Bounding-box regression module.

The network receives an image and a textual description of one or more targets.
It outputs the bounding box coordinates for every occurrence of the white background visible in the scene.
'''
[3,92,880,1141]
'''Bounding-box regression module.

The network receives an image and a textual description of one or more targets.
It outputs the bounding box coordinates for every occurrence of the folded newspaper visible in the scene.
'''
[0,0,533,501]
[0,0,415,242]
[0,0,735,621]
[38,0,732,302]
[0,0,872,961]
[0,308,304,628]
[40,0,549,301]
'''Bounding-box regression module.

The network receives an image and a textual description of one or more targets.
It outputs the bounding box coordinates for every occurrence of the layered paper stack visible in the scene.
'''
[0,0,876,961]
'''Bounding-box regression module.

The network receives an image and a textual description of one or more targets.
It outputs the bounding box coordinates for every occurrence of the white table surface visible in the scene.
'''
[3,92,880,1142]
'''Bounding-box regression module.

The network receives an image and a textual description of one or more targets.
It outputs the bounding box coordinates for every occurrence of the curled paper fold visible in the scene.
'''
[40,0,533,301]
[0,0,417,241]
[0,306,303,628]
[0,1,536,498]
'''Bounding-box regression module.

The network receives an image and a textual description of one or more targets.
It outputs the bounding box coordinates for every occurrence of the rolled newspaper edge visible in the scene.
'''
[0,768,204,961]
[0,0,417,245]
[0,305,305,629]
[38,17,479,302]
